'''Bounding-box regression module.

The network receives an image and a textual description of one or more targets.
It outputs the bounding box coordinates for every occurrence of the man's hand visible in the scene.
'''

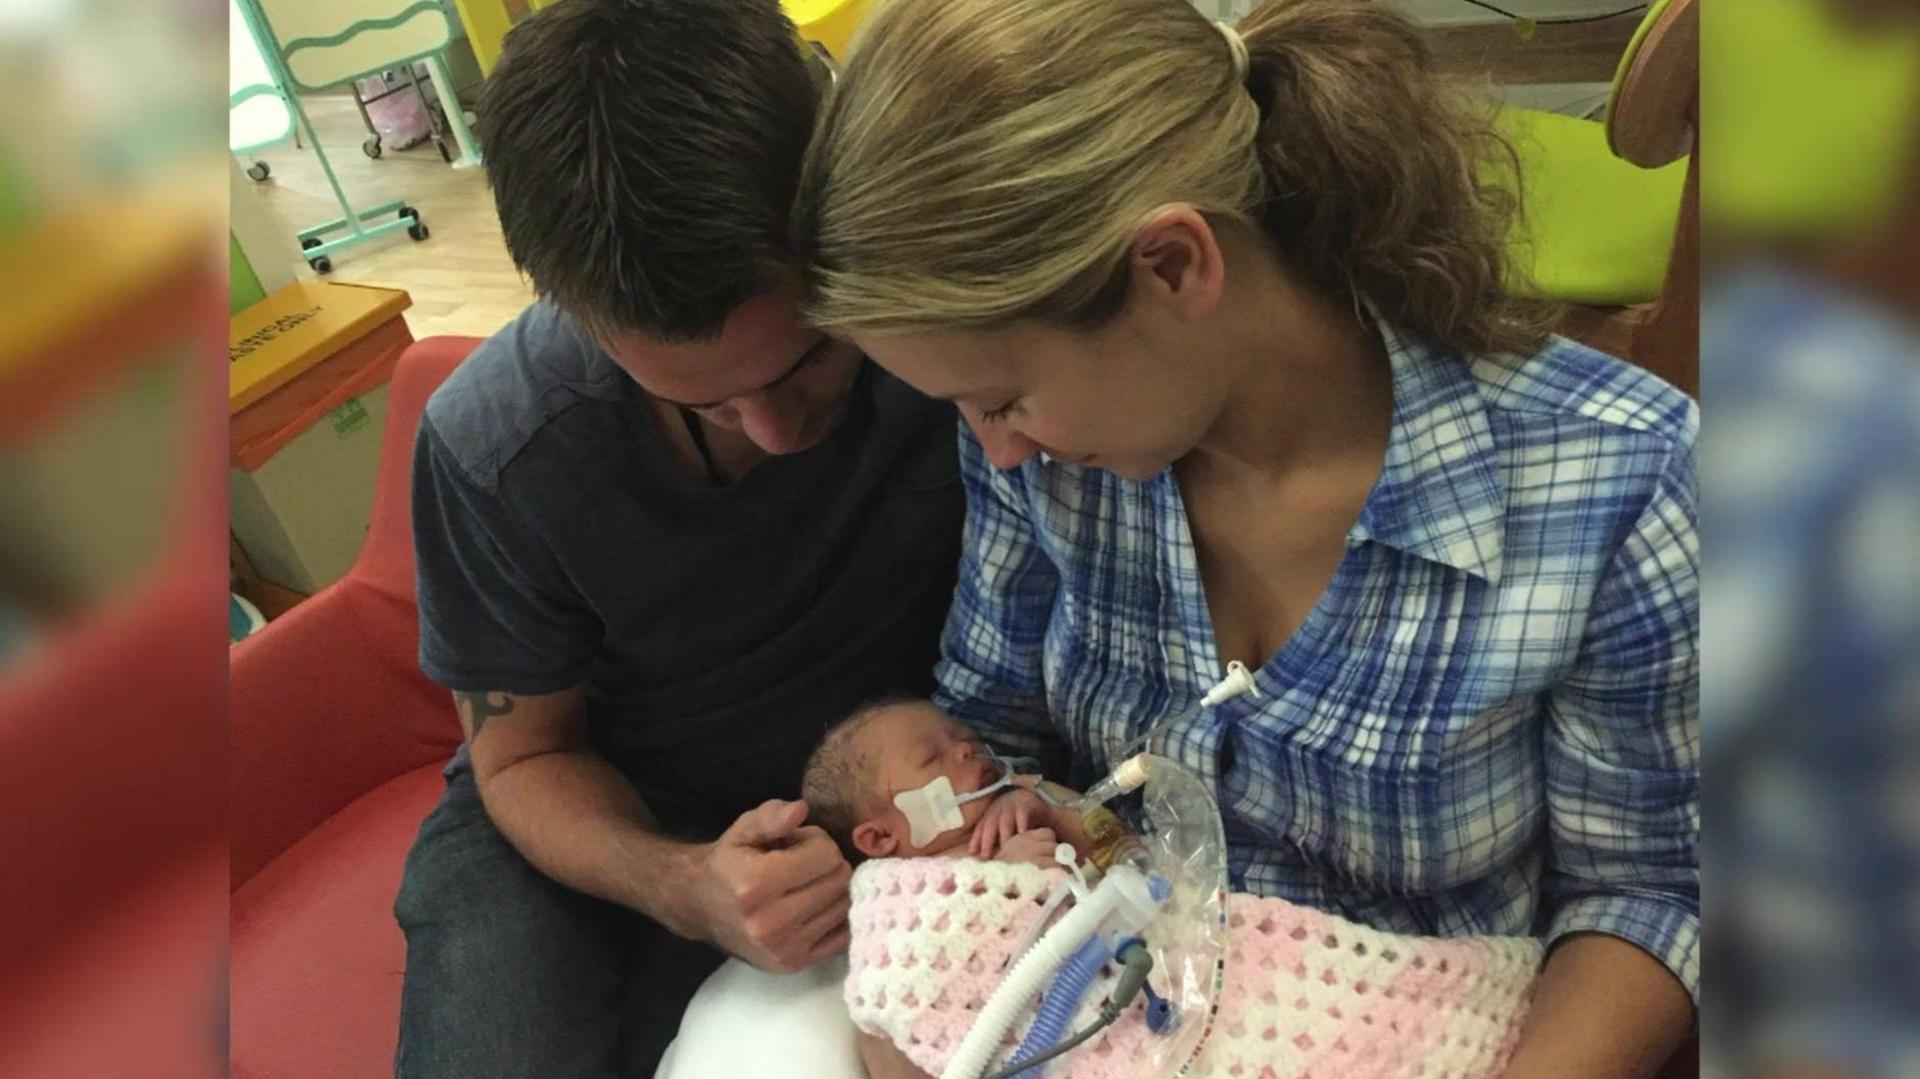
[996,827,1060,869]
[968,787,1050,858]
[680,799,852,973]
[462,687,850,966]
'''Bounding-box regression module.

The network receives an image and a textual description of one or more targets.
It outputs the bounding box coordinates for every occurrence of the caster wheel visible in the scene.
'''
[363,136,382,159]
[246,161,271,182]
[435,138,452,163]
[300,236,321,251]
[399,204,420,222]
[310,256,333,274]
[408,222,430,242]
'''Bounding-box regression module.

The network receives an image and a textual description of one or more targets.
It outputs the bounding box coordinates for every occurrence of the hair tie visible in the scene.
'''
[1215,21,1250,81]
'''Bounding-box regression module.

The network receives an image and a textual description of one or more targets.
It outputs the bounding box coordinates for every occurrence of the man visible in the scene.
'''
[392,2,962,1075]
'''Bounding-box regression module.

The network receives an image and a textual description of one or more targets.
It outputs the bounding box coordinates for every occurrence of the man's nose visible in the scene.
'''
[734,390,810,455]
[965,415,1041,470]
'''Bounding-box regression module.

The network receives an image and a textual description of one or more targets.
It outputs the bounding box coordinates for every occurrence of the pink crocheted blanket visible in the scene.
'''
[847,858,1541,1079]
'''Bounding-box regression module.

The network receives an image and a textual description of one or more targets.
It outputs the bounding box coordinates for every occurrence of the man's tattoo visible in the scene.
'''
[454,691,516,739]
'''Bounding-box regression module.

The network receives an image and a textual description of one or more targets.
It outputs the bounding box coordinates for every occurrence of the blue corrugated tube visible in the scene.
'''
[1003,934,1111,1079]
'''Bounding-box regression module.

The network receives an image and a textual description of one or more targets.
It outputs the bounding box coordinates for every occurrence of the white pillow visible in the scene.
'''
[656,956,864,1079]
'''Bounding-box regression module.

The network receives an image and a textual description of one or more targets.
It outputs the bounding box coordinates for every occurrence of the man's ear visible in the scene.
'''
[1128,204,1226,321]
[852,819,899,859]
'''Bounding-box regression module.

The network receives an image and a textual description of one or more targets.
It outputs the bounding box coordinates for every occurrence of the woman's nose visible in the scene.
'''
[966,416,1040,470]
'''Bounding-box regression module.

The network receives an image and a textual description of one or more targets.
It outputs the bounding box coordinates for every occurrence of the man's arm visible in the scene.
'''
[459,685,851,972]
[411,420,851,972]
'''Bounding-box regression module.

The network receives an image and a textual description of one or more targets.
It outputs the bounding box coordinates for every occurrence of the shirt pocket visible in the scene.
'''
[1223,692,1546,895]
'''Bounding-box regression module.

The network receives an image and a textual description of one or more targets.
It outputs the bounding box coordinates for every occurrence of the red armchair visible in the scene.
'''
[229,337,478,1079]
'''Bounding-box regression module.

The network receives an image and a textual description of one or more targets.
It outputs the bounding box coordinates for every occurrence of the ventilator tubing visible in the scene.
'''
[939,865,1160,1079]
[1003,933,1112,1078]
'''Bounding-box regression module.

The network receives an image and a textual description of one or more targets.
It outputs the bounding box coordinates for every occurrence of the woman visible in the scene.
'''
[793,0,1698,1076]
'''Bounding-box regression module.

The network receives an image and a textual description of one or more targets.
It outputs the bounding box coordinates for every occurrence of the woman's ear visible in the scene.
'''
[853,819,900,859]
[1128,205,1227,321]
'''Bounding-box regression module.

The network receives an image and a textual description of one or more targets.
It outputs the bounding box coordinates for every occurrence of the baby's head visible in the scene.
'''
[803,696,1003,862]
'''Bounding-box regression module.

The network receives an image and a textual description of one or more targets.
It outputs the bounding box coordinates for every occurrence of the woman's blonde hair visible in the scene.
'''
[794,0,1553,356]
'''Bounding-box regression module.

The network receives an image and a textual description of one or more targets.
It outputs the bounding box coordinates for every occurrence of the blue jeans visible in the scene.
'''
[394,760,724,1078]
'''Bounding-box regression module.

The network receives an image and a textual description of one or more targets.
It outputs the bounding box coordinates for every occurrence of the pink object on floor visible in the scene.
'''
[357,73,434,149]
[847,858,1541,1079]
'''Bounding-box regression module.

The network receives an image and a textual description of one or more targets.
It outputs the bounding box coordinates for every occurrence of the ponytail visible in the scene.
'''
[1239,0,1553,355]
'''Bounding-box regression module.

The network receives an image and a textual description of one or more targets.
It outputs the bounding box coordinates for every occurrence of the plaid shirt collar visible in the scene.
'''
[1349,322,1508,584]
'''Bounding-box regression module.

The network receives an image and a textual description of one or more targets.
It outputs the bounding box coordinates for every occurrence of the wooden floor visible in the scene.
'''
[244,94,533,341]
[240,16,1636,344]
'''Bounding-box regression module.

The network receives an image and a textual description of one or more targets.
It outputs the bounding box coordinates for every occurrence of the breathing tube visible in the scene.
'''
[939,862,1161,1079]
[988,935,1158,1079]
[998,933,1116,1079]
[940,666,1253,1079]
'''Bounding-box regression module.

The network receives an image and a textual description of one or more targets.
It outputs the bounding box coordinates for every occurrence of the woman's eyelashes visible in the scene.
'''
[978,398,1022,424]
[788,339,831,375]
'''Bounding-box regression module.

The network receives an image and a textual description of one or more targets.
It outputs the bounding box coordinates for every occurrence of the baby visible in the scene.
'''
[801,696,1091,869]
[812,703,1544,1079]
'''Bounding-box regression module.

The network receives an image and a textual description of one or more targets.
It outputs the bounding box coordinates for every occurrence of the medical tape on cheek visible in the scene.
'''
[894,774,965,847]
[894,753,1026,848]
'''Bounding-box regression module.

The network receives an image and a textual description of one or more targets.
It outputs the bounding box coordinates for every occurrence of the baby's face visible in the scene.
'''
[855,703,1001,857]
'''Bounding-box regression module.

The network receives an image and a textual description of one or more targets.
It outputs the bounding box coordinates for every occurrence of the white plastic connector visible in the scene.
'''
[1201,660,1259,707]
[1097,864,1163,944]
[1112,754,1151,795]
[1056,843,1092,899]
[1108,661,1262,787]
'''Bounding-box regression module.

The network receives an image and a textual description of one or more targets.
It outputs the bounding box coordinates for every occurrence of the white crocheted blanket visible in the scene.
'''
[847,858,1541,1079]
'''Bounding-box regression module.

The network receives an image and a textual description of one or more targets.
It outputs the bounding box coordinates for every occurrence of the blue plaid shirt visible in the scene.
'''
[933,324,1700,1000]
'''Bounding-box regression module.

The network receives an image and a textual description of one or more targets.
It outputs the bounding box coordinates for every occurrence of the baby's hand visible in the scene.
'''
[996,828,1060,869]
[969,787,1050,859]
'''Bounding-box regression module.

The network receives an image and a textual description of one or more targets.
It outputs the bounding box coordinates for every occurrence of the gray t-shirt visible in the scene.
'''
[413,302,963,838]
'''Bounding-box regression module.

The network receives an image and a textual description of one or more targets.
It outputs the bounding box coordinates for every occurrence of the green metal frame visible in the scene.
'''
[279,0,449,62]
[272,1,481,168]
[233,0,419,263]
[229,82,296,157]
[281,46,482,168]
[283,43,448,96]
[279,9,452,94]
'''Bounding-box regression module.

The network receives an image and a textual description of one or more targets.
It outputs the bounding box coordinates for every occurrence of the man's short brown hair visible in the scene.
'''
[479,0,824,340]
